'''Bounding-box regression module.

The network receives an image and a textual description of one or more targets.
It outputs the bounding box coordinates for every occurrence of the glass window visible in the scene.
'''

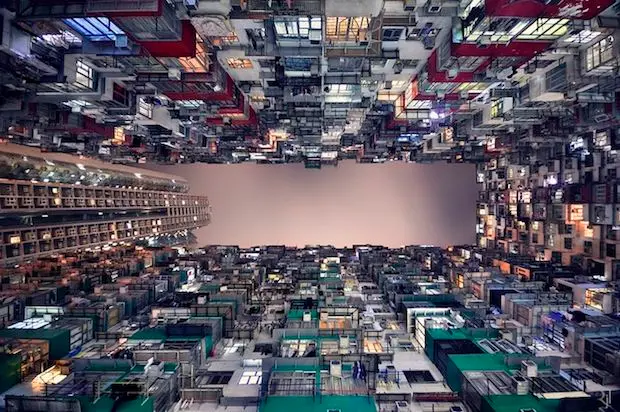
[179,40,209,73]
[382,28,403,41]
[274,17,321,38]
[239,371,262,385]
[75,60,94,88]
[227,58,253,69]
[138,97,153,118]
[490,99,503,118]
[327,84,353,94]
[586,35,614,72]
[326,17,370,42]
[64,17,125,41]
[563,30,601,44]
[284,57,314,71]
[517,18,568,40]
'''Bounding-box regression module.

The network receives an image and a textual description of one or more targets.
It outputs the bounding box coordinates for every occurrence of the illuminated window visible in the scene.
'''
[239,371,262,385]
[176,100,204,108]
[377,91,400,102]
[75,60,94,88]
[585,289,604,310]
[454,82,487,93]
[326,17,369,42]
[563,30,601,44]
[517,18,568,40]
[389,80,409,91]
[490,99,503,118]
[586,36,614,72]
[179,41,209,73]
[326,84,353,94]
[138,97,153,118]
[407,100,432,109]
[209,33,239,46]
[227,58,253,69]
[274,17,321,38]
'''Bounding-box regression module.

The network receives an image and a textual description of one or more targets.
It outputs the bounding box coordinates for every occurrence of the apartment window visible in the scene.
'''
[457,56,487,72]
[586,36,614,72]
[210,33,239,46]
[227,58,253,69]
[284,57,314,71]
[326,17,370,42]
[382,28,403,41]
[517,18,568,40]
[490,99,503,118]
[326,84,354,94]
[239,371,262,385]
[564,237,573,250]
[75,60,94,88]
[563,29,601,44]
[607,243,617,258]
[138,97,153,118]
[176,100,203,109]
[179,41,209,73]
[408,100,432,109]
[274,17,321,38]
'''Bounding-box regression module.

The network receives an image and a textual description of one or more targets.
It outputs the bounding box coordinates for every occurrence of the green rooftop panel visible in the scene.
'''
[260,395,376,412]
[481,394,560,412]
[287,309,318,320]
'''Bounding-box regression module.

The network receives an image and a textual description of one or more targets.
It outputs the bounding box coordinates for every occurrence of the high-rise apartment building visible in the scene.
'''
[0,144,210,263]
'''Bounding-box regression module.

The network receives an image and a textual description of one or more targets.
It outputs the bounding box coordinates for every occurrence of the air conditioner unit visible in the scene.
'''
[427,3,442,13]
[393,60,404,74]
[477,35,492,48]
[521,360,538,378]
[404,0,416,10]
[447,68,459,79]
[513,376,530,395]
[422,35,436,50]
[594,113,610,123]
[437,90,446,100]
[168,68,181,80]
[309,29,321,44]
[185,0,199,10]
[525,61,537,74]
[395,401,409,412]
[115,35,128,48]
[460,91,468,99]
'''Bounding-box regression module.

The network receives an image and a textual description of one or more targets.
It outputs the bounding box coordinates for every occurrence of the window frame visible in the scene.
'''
[326,17,370,42]
[75,59,94,89]
[585,35,614,72]
[226,58,253,69]
[382,27,403,41]
[138,97,153,119]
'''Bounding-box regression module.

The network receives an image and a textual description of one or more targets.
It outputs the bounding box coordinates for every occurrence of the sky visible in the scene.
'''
[152,161,478,248]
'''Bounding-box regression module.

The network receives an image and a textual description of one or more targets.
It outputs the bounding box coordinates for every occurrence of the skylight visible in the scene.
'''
[64,17,125,42]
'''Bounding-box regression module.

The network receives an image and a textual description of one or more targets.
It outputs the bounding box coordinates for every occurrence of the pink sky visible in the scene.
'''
[152,160,478,248]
